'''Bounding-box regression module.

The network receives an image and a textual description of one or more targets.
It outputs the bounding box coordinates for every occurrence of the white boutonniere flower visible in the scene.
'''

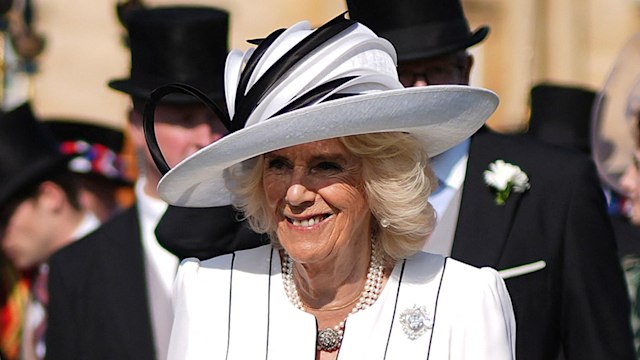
[483,160,530,205]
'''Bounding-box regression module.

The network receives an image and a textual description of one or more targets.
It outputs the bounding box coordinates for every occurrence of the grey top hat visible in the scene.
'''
[108,6,229,103]
[346,0,489,62]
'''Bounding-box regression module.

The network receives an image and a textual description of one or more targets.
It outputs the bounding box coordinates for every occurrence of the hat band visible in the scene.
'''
[59,140,129,181]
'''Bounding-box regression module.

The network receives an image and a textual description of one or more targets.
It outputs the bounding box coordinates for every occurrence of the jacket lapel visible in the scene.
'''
[451,128,524,268]
[101,206,156,359]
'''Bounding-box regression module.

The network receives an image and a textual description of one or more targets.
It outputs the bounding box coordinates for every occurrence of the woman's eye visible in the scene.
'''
[266,158,289,170]
[314,161,343,172]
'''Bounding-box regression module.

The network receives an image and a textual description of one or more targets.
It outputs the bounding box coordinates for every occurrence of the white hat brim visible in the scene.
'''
[158,85,498,207]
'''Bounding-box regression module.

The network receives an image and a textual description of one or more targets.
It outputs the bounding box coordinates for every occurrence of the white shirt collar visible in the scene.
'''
[134,177,174,282]
[430,139,470,190]
[136,177,168,225]
[135,177,177,360]
[70,212,101,240]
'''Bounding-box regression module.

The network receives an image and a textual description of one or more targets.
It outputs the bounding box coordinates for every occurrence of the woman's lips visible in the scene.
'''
[286,214,330,227]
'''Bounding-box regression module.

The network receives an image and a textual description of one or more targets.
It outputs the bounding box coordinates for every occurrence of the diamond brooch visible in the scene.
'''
[399,305,432,340]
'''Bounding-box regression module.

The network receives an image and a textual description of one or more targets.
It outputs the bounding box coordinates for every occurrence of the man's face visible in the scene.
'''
[130,102,228,190]
[1,187,57,270]
[397,52,472,87]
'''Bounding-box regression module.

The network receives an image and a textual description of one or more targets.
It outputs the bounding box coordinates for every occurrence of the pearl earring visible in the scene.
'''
[380,219,390,228]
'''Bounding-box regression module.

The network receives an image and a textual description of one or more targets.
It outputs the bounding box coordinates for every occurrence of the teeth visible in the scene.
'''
[291,215,325,227]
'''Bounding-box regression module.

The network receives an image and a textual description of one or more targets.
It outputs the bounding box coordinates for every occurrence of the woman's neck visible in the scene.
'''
[291,242,371,311]
[281,240,391,359]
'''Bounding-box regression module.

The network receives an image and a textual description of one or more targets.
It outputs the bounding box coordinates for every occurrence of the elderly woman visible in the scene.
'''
[144,14,515,360]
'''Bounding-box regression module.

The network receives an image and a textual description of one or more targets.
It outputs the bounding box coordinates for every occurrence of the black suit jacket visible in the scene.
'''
[611,213,640,258]
[45,203,263,360]
[452,127,635,359]
[46,206,156,360]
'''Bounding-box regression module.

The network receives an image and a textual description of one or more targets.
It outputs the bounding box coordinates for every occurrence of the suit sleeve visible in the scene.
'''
[45,253,79,360]
[561,159,636,359]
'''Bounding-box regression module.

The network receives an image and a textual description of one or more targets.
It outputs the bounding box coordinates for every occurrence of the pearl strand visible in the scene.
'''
[281,241,385,352]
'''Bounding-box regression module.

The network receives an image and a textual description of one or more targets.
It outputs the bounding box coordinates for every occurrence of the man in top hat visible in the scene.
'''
[346,0,636,359]
[44,120,133,223]
[0,103,100,360]
[45,6,236,360]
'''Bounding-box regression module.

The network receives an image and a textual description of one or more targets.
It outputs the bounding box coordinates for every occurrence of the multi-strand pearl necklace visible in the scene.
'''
[281,241,385,352]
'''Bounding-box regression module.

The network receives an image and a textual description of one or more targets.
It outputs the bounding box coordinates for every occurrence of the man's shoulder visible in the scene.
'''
[50,205,140,267]
[471,127,594,172]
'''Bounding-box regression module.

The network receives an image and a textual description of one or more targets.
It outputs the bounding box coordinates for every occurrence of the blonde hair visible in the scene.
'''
[227,132,437,261]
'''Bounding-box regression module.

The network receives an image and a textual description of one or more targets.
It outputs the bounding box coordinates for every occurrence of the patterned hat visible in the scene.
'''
[44,120,132,185]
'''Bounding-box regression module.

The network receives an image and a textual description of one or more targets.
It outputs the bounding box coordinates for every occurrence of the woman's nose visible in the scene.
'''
[285,183,315,206]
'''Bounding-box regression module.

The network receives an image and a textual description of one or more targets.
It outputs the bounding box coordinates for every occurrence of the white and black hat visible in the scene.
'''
[143,14,498,207]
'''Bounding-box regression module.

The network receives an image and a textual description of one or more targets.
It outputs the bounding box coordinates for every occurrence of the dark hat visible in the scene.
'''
[0,103,67,207]
[155,205,265,260]
[528,83,596,154]
[346,0,489,62]
[108,6,229,103]
[43,120,132,185]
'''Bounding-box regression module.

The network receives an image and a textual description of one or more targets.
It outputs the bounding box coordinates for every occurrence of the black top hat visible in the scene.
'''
[44,120,132,185]
[528,83,597,154]
[346,0,489,62]
[0,103,67,208]
[108,6,229,103]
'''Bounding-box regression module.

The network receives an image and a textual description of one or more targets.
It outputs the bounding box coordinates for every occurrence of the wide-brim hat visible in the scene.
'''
[528,83,596,154]
[592,33,640,194]
[0,103,68,207]
[109,6,229,103]
[43,120,133,186]
[144,14,498,208]
[346,0,489,62]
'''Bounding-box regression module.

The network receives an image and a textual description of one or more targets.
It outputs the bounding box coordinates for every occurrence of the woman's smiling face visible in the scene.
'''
[262,138,371,264]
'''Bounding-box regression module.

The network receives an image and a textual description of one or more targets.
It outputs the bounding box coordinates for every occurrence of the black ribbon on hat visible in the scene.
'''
[143,83,231,175]
[143,12,358,176]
